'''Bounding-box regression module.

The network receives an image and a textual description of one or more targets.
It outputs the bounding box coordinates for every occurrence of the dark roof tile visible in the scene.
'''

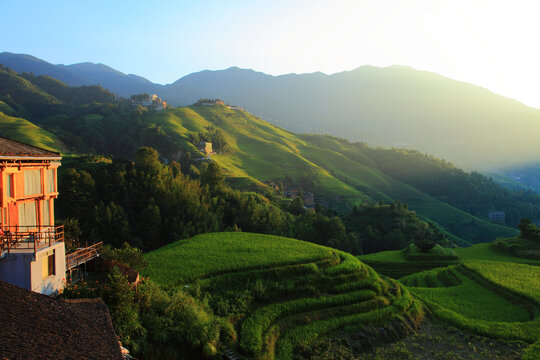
[0,281,123,360]
[0,136,60,157]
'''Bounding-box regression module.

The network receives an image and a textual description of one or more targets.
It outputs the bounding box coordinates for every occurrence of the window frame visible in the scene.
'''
[6,173,14,198]
[41,249,55,279]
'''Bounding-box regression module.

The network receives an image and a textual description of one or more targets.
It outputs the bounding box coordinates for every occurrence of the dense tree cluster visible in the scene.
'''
[189,125,230,153]
[344,201,448,254]
[57,148,287,251]
[518,218,540,242]
[57,150,447,255]
[62,265,232,359]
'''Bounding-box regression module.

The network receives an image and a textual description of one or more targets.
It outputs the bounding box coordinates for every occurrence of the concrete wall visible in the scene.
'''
[31,242,66,295]
[0,242,66,295]
[0,251,33,289]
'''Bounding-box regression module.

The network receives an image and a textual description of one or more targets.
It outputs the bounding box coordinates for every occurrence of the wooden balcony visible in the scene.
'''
[0,225,64,257]
[66,242,103,270]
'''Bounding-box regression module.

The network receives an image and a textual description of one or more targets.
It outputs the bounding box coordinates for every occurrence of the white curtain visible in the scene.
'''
[24,170,41,196]
[46,169,55,193]
[18,202,37,228]
[43,200,50,226]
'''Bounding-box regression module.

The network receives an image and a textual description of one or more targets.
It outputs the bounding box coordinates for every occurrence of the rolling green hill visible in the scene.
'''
[0,106,63,152]
[142,104,519,244]
[144,232,424,359]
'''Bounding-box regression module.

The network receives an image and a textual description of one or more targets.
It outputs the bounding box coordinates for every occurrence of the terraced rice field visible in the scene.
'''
[144,232,424,359]
[144,232,334,284]
[401,262,540,359]
[358,242,540,278]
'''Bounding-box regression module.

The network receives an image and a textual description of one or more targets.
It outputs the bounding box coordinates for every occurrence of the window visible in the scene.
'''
[24,170,41,196]
[41,249,55,279]
[6,174,14,198]
[45,169,55,193]
[42,200,50,226]
[18,202,37,228]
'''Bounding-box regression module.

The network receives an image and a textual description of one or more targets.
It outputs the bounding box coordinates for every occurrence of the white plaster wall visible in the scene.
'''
[31,242,66,295]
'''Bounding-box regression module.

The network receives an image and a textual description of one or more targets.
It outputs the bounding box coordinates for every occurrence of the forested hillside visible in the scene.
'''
[3,66,539,246]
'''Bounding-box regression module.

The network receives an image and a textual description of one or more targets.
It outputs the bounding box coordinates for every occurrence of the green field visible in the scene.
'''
[144,231,540,358]
[0,109,63,152]
[143,232,334,284]
[358,239,540,358]
[398,259,540,359]
[402,266,529,322]
[144,232,423,359]
[358,242,540,278]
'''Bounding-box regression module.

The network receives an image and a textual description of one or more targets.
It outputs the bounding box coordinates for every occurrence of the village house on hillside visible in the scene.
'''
[198,141,213,156]
[488,211,506,225]
[283,188,318,210]
[0,137,101,295]
[131,93,167,110]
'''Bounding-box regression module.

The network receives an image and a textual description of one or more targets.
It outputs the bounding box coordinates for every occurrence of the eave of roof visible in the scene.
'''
[0,136,61,159]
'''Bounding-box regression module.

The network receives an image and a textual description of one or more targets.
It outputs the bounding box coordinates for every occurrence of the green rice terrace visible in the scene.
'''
[144,232,424,359]
[357,242,540,360]
[358,242,540,279]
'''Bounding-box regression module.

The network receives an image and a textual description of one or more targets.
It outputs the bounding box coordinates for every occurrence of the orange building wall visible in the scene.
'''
[1,164,59,229]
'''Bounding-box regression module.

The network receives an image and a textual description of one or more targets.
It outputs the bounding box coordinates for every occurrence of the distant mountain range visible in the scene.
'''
[2,52,540,169]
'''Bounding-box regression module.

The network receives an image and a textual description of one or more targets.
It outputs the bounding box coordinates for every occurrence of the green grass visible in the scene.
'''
[409,269,529,322]
[464,261,540,304]
[456,243,540,264]
[359,242,540,279]
[0,110,63,152]
[0,100,16,116]
[362,242,540,358]
[402,260,540,359]
[143,232,334,285]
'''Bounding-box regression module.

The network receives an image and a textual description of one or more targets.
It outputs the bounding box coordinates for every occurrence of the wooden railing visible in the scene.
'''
[0,225,64,257]
[66,242,103,270]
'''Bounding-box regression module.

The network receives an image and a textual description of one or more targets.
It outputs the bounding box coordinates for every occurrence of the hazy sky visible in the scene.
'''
[2,0,539,108]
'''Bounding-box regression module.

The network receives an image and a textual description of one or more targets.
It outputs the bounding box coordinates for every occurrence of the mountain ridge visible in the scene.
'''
[2,52,540,170]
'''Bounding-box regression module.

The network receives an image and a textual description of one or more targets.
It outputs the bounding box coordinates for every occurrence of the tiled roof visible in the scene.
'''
[0,136,60,158]
[0,281,123,360]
